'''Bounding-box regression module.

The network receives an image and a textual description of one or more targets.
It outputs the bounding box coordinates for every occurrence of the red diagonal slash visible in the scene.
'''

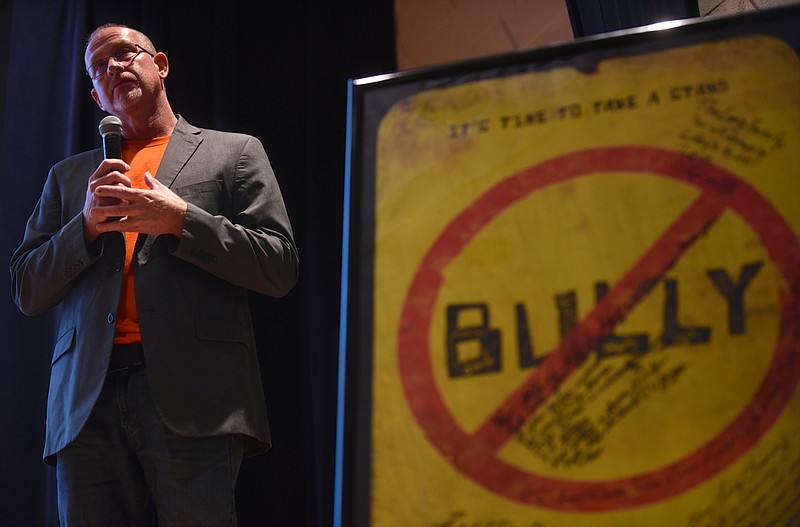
[473,188,728,452]
[396,146,800,510]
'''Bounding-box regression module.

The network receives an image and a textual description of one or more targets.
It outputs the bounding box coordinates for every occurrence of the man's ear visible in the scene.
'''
[154,52,169,80]
[90,88,104,111]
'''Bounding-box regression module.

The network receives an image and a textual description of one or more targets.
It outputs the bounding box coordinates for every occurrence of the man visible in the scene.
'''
[10,23,299,526]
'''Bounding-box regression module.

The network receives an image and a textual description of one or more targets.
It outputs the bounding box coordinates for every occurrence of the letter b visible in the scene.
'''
[446,303,501,378]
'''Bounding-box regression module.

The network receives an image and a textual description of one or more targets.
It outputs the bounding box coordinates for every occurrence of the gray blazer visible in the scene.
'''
[10,116,299,463]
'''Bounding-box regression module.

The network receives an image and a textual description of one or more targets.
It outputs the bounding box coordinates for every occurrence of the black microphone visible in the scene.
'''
[97,115,124,223]
[98,115,123,159]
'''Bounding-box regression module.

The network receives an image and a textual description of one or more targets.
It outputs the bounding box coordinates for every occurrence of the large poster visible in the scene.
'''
[337,7,799,526]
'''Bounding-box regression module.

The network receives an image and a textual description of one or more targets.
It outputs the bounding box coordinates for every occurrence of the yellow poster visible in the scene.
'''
[370,35,799,525]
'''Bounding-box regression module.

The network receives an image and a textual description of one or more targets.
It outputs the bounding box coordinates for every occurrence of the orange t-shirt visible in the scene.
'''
[113,136,170,344]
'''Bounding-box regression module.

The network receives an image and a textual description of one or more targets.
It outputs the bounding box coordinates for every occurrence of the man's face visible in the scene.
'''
[84,27,166,117]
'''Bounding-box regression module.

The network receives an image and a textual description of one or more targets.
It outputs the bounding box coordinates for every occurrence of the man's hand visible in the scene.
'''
[93,172,188,238]
[82,159,131,245]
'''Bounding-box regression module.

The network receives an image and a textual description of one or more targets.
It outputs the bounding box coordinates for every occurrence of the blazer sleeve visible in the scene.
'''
[10,158,102,316]
[170,135,299,297]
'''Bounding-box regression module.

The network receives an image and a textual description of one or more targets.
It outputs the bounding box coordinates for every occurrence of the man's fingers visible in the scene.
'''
[95,184,141,201]
[143,171,160,189]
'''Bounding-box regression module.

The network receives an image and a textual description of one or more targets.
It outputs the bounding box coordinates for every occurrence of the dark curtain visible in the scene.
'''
[566,0,701,37]
[0,1,396,526]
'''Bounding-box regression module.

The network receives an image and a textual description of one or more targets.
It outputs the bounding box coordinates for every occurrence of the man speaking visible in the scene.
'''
[10,23,299,526]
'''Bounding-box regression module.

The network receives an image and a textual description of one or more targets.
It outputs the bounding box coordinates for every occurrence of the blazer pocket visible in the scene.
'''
[51,328,76,366]
[175,180,223,214]
[194,317,249,348]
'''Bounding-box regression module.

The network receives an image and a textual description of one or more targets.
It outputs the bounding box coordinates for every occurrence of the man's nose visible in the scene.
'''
[105,58,125,75]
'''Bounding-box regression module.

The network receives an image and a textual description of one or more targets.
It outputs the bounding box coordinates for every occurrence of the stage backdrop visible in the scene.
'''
[336,6,799,526]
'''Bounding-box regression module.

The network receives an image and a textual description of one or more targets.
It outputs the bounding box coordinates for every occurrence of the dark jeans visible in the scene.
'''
[55,368,243,527]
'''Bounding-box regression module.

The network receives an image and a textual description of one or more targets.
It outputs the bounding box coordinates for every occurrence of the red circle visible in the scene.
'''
[397,146,800,511]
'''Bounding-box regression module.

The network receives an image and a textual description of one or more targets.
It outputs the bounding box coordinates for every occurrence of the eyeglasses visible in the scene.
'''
[86,44,154,80]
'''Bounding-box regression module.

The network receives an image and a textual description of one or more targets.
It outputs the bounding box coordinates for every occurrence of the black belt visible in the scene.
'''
[109,342,145,373]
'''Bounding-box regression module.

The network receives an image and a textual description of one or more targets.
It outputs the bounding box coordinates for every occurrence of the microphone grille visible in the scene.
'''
[98,115,122,137]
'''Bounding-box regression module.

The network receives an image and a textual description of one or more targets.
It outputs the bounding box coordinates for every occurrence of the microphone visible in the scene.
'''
[97,115,124,223]
[98,115,123,159]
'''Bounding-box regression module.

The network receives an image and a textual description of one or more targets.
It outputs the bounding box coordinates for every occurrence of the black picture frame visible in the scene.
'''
[335,6,799,525]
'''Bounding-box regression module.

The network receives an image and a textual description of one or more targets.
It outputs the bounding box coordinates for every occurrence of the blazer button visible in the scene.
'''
[113,262,122,272]
[107,313,115,324]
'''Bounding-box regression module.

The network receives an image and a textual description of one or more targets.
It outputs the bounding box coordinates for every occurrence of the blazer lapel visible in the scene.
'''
[155,116,203,189]
[136,116,203,266]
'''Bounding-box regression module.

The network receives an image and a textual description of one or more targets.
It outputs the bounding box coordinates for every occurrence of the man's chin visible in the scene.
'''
[111,92,142,114]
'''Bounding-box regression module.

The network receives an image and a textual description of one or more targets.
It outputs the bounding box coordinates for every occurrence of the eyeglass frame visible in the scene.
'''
[86,44,155,80]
